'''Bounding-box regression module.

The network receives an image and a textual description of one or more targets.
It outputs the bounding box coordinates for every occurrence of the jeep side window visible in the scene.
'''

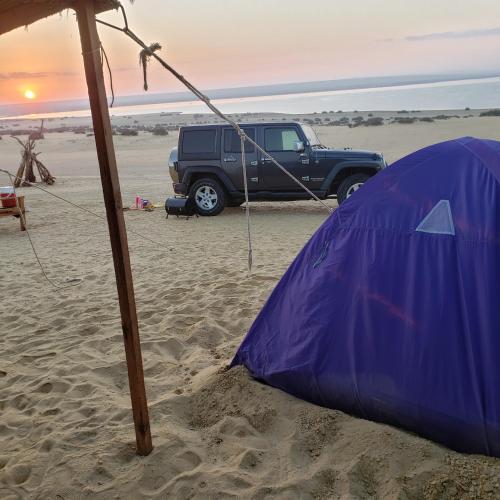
[224,128,255,153]
[182,129,217,154]
[264,128,301,152]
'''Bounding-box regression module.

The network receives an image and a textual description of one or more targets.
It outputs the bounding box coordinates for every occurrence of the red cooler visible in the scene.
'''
[0,186,16,208]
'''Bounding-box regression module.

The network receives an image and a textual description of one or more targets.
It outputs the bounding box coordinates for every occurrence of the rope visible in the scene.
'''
[6,172,77,291]
[100,43,115,107]
[139,43,161,91]
[95,2,333,275]
[95,7,334,214]
[0,168,174,252]
[240,133,252,274]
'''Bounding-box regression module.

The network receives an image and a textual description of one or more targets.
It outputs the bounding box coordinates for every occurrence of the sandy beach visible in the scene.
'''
[1,111,500,499]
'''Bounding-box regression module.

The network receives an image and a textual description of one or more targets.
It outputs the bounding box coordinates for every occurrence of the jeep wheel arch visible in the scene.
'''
[322,162,379,196]
[336,173,370,204]
[182,167,237,195]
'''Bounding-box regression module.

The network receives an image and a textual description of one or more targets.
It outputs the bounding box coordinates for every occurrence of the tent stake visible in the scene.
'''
[75,0,153,456]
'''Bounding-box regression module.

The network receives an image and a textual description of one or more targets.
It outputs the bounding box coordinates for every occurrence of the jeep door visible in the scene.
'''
[221,127,260,190]
[259,125,307,190]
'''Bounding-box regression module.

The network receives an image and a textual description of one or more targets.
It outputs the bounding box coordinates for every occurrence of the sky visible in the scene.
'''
[1,0,500,105]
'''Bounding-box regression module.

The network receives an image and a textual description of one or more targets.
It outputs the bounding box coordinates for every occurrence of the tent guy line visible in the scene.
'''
[94,3,335,216]
[95,2,333,274]
[1,167,177,290]
[6,171,75,291]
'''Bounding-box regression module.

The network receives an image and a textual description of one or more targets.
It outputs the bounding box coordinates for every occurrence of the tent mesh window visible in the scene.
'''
[415,199,455,236]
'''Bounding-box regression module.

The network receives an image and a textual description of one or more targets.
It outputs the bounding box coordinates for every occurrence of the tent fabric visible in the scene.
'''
[232,137,500,456]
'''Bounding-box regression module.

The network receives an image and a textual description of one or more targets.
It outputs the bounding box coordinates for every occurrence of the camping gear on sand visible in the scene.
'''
[165,196,196,218]
[0,194,26,230]
[232,137,500,457]
[0,186,16,208]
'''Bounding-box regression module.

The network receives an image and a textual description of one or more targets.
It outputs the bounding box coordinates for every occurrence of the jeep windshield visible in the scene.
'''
[301,124,324,149]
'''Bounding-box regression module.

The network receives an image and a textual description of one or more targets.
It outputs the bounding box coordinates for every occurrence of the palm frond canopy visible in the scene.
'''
[0,0,119,35]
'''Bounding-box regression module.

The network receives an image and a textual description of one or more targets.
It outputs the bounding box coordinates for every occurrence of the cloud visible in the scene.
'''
[382,27,500,43]
[0,71,75,80]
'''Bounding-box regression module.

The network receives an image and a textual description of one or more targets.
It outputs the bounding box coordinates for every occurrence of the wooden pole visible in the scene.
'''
[75,1,153,456]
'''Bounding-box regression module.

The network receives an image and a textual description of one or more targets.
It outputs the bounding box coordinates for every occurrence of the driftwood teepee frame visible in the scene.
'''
[12,121,56,187]
[0,0,152,455]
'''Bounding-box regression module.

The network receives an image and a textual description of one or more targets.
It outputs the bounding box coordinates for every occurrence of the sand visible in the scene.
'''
[1,111,500,499]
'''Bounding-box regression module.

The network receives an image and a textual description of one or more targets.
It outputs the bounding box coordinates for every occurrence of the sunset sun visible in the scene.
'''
[24,89,36,100]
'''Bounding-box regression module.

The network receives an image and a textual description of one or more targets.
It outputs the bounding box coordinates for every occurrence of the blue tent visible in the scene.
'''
[232,137,500,456]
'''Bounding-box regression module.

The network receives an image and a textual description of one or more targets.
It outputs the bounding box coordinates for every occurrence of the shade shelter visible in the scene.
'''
[233,137,500,457]
[0,0,152,455]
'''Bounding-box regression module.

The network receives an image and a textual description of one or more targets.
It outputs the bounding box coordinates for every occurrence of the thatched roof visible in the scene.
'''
[0,0,119,35]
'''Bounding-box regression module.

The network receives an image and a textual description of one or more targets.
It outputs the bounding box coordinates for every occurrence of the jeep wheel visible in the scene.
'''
[337,174,370,204]
[189,178,226,216]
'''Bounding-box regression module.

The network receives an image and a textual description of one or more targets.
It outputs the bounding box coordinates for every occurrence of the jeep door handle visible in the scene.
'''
[261,158,272,163]
[223,156,236,162]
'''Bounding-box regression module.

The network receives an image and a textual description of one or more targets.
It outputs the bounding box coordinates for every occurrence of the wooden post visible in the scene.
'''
[18,196,26,231]
[75,1,153,456]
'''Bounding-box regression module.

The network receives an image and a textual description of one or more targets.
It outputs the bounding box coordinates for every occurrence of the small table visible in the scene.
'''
[0,196,26,231]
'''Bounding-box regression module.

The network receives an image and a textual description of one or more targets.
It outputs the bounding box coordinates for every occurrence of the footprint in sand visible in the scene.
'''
[39,438,55,453]
[0,486,23,500]
[70,383,95,398]
[10,394,31,411]
[36,380,70,394]
[155,338,185,361]
[238,450,260,470]
[347,455,379,498]
[8,464,32,485]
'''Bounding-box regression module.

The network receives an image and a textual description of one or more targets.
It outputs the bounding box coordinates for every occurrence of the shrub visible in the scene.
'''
[329,117,350,126]
[392,117,417,124]
[152,126,169,136]
[480,109,500,117]
[419,117,434,123]
[119,128,138,136]
[364,117,384,126]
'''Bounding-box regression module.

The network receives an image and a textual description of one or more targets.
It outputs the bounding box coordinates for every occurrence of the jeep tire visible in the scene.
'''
[337,173,370,204]
[189,178,226,216]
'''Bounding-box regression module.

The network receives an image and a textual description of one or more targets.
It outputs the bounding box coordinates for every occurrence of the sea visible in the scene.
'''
[3,76,500,120]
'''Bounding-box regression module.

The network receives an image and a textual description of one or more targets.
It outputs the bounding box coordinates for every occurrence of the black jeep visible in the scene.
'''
[168,122,386,216]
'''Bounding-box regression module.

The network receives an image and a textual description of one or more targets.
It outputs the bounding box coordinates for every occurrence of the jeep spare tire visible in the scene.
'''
[337,173,370,204]
[189,178,226,216]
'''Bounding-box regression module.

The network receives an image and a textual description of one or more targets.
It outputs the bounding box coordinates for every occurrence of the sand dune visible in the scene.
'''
[1,113,500,498]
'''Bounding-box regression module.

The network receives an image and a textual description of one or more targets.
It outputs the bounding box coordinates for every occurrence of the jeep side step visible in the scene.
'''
[229,190,329,202]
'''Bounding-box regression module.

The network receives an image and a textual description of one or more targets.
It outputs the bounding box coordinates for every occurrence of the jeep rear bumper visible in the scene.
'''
[173,182,187,195]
